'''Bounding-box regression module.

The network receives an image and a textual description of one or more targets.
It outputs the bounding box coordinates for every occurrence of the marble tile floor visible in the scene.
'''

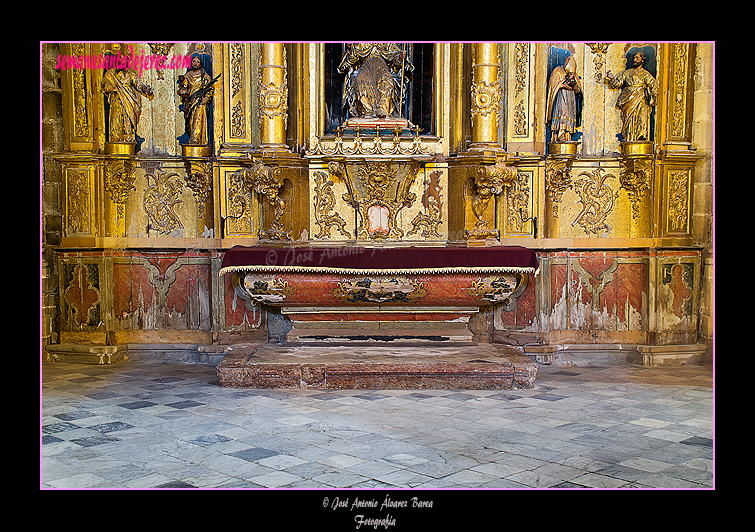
[41,359,714,490]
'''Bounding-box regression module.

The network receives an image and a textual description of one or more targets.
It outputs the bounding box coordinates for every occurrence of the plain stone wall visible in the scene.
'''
[41,43,64,355]
[692,43,714,358]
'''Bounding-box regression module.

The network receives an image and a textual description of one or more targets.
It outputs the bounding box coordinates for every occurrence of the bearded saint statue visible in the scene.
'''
[101,58,153,143]
[337,43,414,121]
[604,51,658,142]
[177,55,216,145]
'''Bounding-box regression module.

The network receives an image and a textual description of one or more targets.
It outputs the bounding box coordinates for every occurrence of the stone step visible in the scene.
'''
[215,343,538,390]
[286,326,474,344]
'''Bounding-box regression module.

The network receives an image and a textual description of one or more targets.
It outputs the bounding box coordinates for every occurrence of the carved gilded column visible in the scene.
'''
[258,43,289,151]
[470,43,502,152]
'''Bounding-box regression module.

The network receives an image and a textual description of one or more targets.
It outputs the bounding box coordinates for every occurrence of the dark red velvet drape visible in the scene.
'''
[221,246,538,271]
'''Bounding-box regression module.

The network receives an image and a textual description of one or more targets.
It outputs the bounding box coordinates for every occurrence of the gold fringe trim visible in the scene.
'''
[219,264,538,276]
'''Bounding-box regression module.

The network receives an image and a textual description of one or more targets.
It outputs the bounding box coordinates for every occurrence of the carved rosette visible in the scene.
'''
[471,79,502,120]
[258,43,288,148]
[259,79,288,123]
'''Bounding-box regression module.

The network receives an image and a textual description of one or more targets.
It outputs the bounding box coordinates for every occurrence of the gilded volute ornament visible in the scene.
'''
[605,52,658,142]
[338,43,413,122]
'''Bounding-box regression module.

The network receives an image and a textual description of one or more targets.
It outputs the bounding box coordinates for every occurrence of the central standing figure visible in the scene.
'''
[338,43,414,120]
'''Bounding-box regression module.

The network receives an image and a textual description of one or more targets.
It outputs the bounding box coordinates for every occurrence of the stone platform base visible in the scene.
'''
[523,343,708,367]
[215,343,538,390]
[44,343,230,365]
[45,344,128,365]
[637,344,709,366]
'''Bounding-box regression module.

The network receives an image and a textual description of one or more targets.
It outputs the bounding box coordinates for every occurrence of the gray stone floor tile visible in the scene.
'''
[41,360,713,491]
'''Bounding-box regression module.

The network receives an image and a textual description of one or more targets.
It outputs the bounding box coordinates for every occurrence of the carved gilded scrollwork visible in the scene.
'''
[571,167,619,235]
[104,157,136,232]
[587,43,610,83]
[545,157,574,219]
[313,170,351,239]
[506,172,531,234]
[230,43,244,98]
[619,157,652,219]
[331,159,420,242]
[71,43,89,139]
[66,168,92,235]
[513,101,527,137]
[514,44,528,98]
[225,170,254,236]
[672,43,689,139]
[143,168,185,235]
[668,171,690,233]
[236,155,289,240]
[183,159,213,220]
[231,100,245,138]
[468,156,517,238]
[408,169,444,238]
[103,158,136,205]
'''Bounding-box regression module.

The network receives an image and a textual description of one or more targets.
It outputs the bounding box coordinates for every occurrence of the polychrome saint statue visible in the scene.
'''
[177,55,217,146]
[604,51,658,142]
[338,43,414,120]
[546,54,583,143]
[101,54,154,143]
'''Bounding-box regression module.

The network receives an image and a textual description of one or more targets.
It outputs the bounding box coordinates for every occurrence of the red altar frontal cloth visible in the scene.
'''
[220,246,539,273]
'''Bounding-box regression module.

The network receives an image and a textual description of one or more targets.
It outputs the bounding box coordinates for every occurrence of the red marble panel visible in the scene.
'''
[550,262,568,310]
[112,260,134,318]
[63,262,100,328]
[614,262,648,328]
[224,271,263,329]
[498,272,537,329]
[237,273,527,308]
